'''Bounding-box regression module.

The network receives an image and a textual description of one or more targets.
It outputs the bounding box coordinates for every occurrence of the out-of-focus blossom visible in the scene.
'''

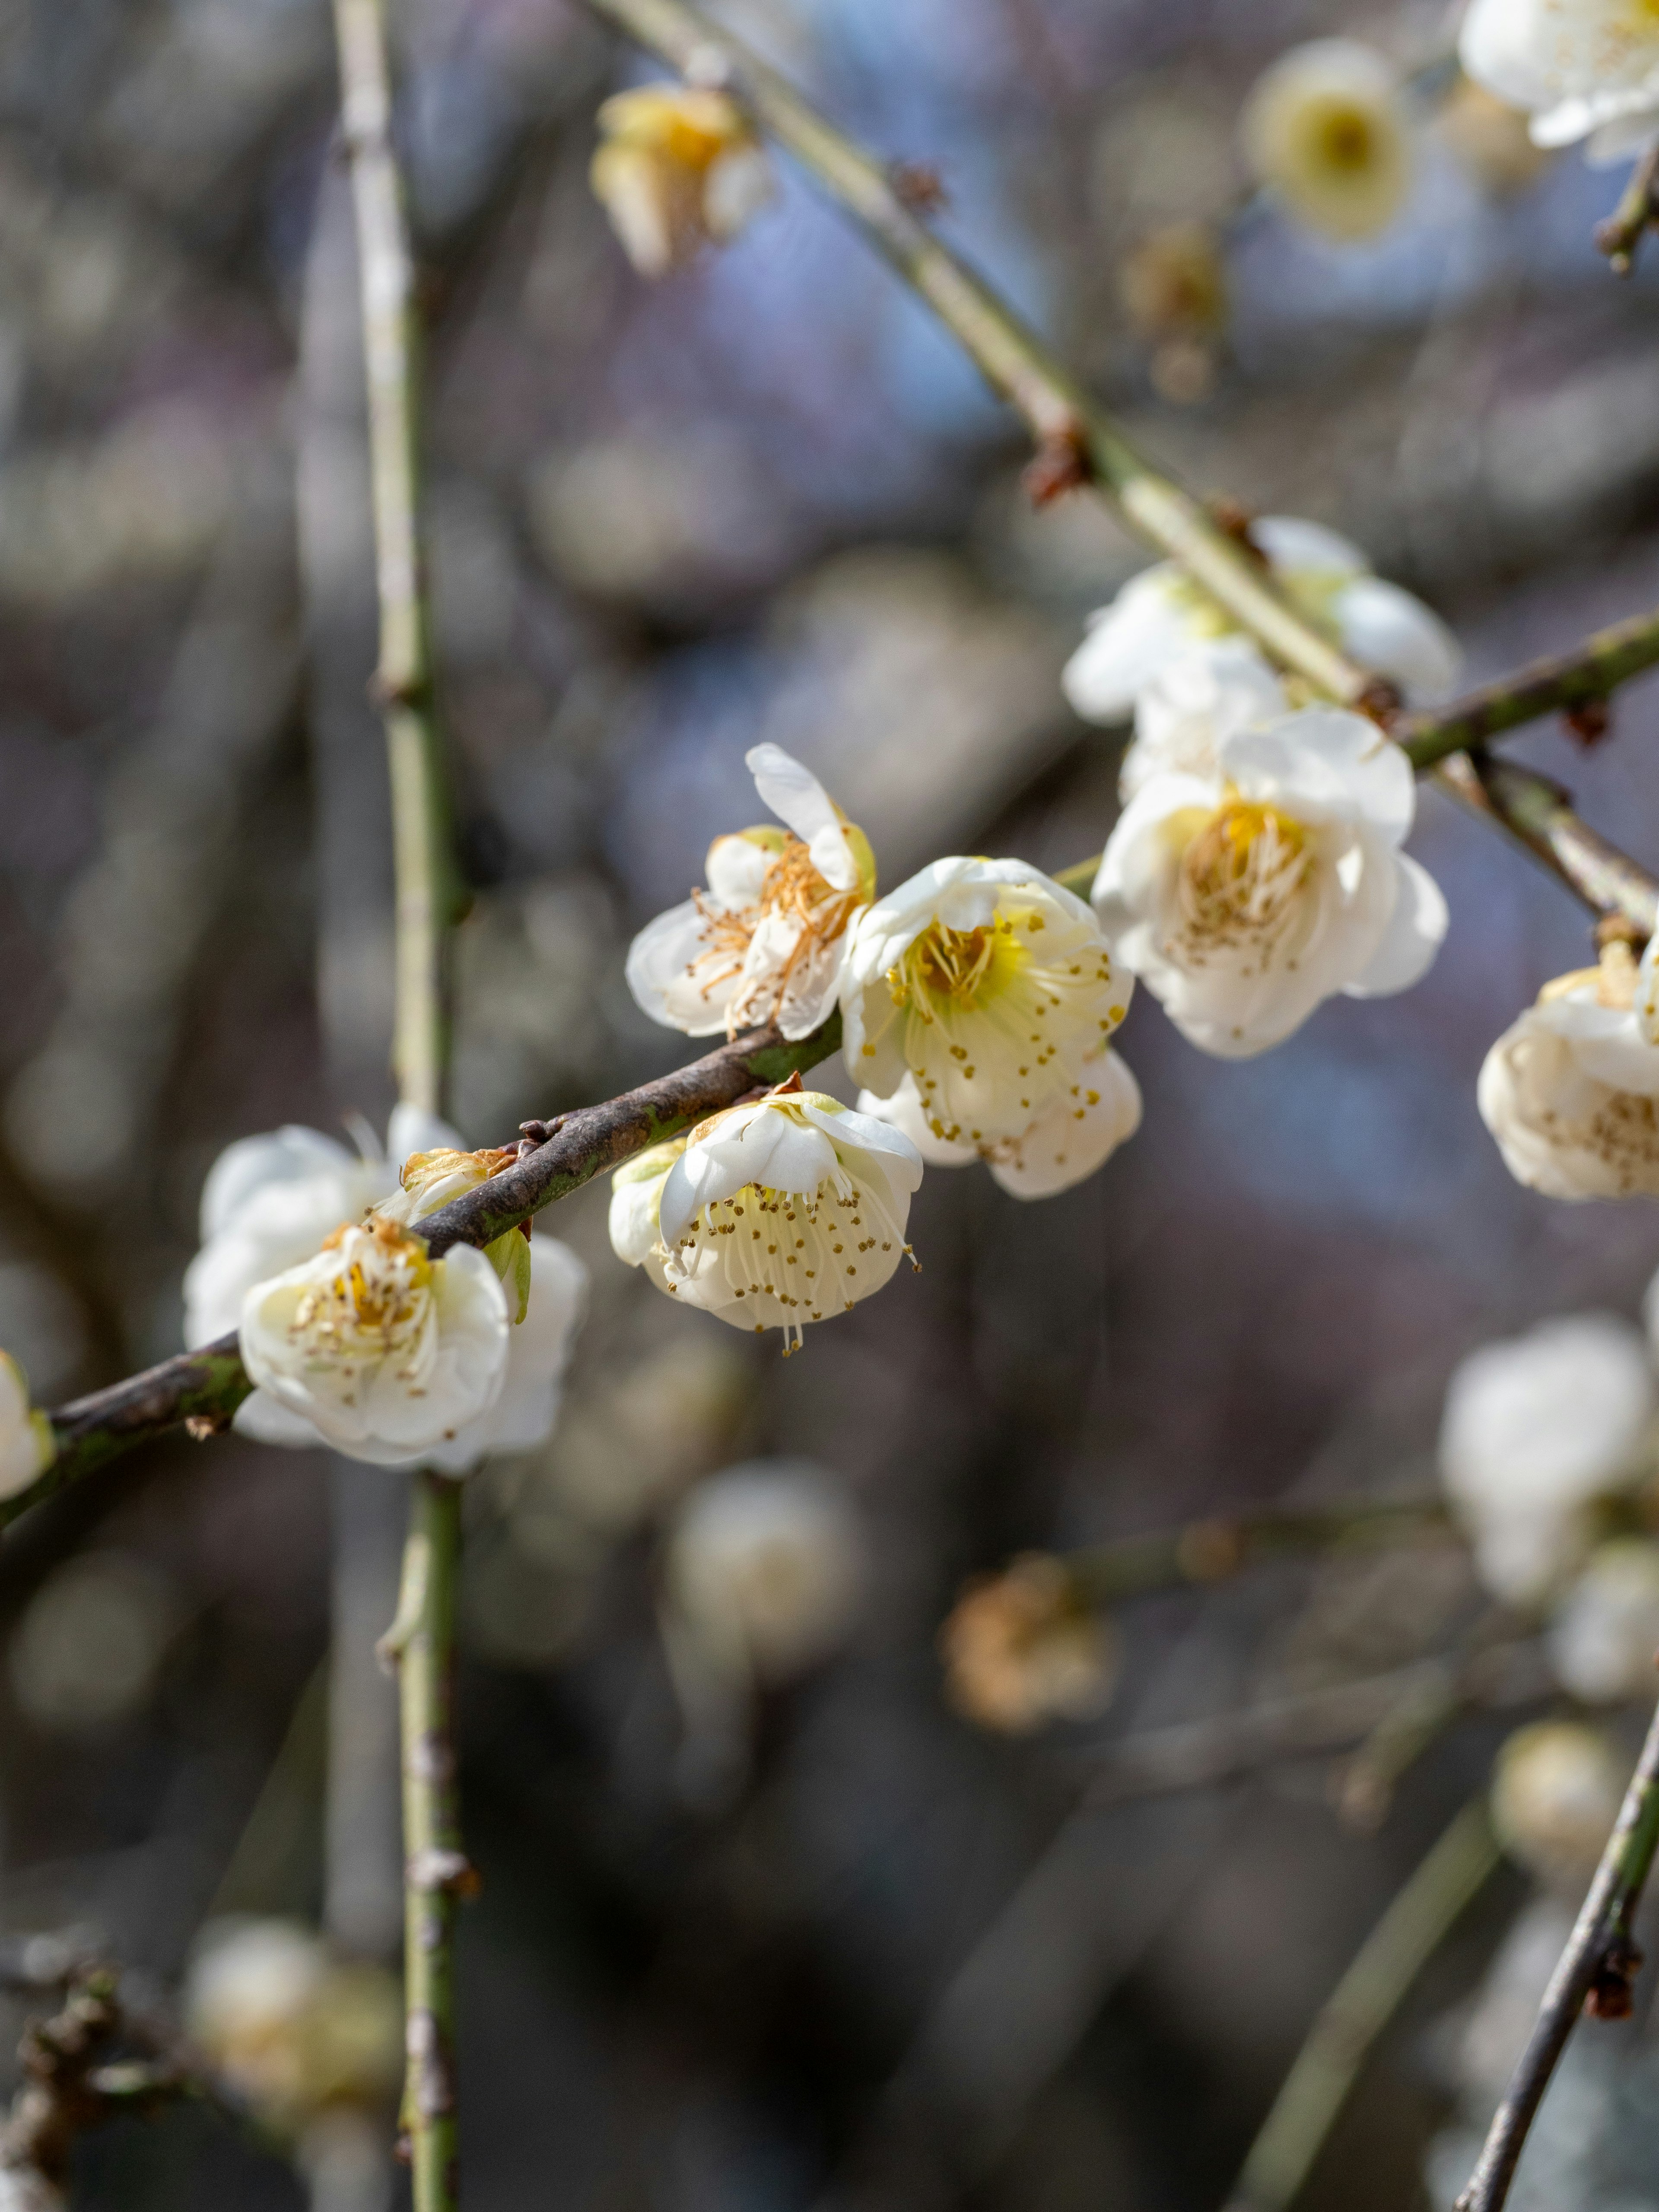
[1062,516,1460,726]
[1119,222,1228,397]
[842,858,1136,1197]
[1549,1539,1659,1702]
[1438,76,1554,192]
[1240,40,1413,241]
[666,1459,863,1683]
[1478,940,1659,1199]
[10,1551,176,1732]
[620,1082,922,1351]
[240,1220,510,1466]
[1118,637,1290,802]
[940,1554,1118,1733]
[1438,1313,1655,1602]
[590,86,773,277]
[0,1349,54,1502]
[626,744,875,1042]
[1093,707,1447,1058]
[1461,0,1659,163]
[1491,1721,1626,1885]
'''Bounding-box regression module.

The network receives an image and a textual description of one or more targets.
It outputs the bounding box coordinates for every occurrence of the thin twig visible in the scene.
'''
[1398,604,1659,767]
[1455,1691,1659,2212]
[1228,1797,1500,2212]
[1436,753,1659,934]
[1595,141,1659,276]
[1065,1495,1457,1608]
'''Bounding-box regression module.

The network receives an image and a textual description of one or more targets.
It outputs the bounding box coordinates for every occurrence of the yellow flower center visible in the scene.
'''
[294,1220,433,1369]
[1317,104,1375,172]
[888,918,1025,1017]
[1178,800,1312,948]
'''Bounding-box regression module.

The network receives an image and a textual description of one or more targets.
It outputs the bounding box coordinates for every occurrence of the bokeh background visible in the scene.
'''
[6,0,1659,2205]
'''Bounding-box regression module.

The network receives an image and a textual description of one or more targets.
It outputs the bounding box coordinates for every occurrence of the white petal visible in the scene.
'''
[1344,852,1449,999]
[1332,577,1462,703]
[744,744,860,892]
[625,899,739,1037]
[799,1101,926,1191]
[386,1103,466,1160]
[854,1078,978,1167]
[1222,708,1416,844]
[1061,568,1200,724]
[200,1126,354,1242]
[420,1236,587,1472]
[1250,515,1366,576]
[988,1052,1143,1199]
[232,1390,324,1450]
[704,833,772,907]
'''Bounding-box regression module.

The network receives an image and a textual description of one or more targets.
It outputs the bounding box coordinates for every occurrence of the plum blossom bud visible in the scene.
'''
[627,745,876,1043]
[1460,0,1659,164]
[1491,1721,1627,1886]
[615,1082,923,1352]
[667,1460,863,1684]
[1092,706,1447,1058]
[940,1555,1117,1733]
[1549,1539,1659,1703]
[0,1350,53,1502]
[843,858,1138,1198]
[1478,939,1659,1200]
[1438,1313,1655,1603]
[590,86,773,277]
[1062,516,1460,727]
[239,1220,510,1466]
[1240,40,1413,242]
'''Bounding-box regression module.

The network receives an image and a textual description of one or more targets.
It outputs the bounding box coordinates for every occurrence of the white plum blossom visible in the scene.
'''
[240,1219,510,1467]
[1491,1722,1627,1886]
[1118,637,1290,801]
[0,1350,53,1503]
[1091,706,1447,1058]
[626,744,875,1042]
[666,1460,864,1684]
[414,1233,585,1476]
[589,86,774,276]
[1461,0,1659,163]
[1438,1313,1655,1603]
[1549,1539,1659,1703]
[842,858,1137,1197]
[1062,515,1461,726]
[610,1081,923,1351]
[1479,939,1659,1200]
[1240,39,1414,241]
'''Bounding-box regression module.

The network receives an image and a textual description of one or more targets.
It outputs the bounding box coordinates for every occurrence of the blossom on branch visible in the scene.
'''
[1491,1722,1627,1887]
[1461,0,1659,163]
[1091,706,1447,1058]
[842,858,1138,1198]
[0,1349,54,1502]
[609,1081,922,1352]
[1478,939,1659,1199]
[627,744,875,1042]
[666,1460,863,1685]
[1549,1539,1659,1702]
[590,85,773,276]
[1241,39,1414,242]
[239,1219,510,1466]
[1062,516,1460,725]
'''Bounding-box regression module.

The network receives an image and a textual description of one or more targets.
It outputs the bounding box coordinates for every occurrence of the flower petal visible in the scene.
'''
[745,743,861,892]
[1344,852,1449,999]
[987,1050,1143,1199]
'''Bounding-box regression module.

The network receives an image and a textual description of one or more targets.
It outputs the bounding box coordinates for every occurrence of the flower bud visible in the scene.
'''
[590,86,773,277]
[667,1459,863,1683]
[1491,1722,1626,1886]
[1549,1539,1659,1703]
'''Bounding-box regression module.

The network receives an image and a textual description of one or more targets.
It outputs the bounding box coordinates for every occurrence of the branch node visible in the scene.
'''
[406,1848,481,1898]
[1022,423,1092,506]
[1563,697,1612,748]
[1586,1932,1643,2019]
[184,1411,232,1442]
[889,159,946,214]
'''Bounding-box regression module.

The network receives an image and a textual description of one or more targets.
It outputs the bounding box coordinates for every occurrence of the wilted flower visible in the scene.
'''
[1460,0,1659,163]
[1240,39,1414,242]
[590,85,773,276]
[1478,939,1659,1200]
[1550,1539,1659,1703]
[1118,636,1290,801]
[842,858,1137,1196]
[1092,706,1447,1058]
[1491,1721,1627,1886]
[1062,515,1460,725]
[940,1554,1117,1733]
[627,744,875,1042]
[666,1459,863,1683]
[0,1349,54,1503]
[239,1219,510,1466]
[611,1082,922,1350]
[1438,1313,1655,1603]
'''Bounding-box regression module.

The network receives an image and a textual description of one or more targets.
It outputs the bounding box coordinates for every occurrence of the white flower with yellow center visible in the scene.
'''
[1092,706,1447,1058]
[1062,515,1460,727]
[239,1218,510,1466]
[1240,39,1414,242]
[0,1350,54,1503]
[627,744,875,1043]
[609,1083,923,1352]
[1479,938,1659,1199]
[590,85,774,278]
[1461,0,1659,162]
[841,858,1137,1197]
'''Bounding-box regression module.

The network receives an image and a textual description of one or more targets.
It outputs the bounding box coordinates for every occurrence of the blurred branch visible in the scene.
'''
[1455,1691,1659,2212]
[1398,606,1659,768]
[1065,1495,1457,1607]
[1596,142,1659,276]
[1228,1797,1500,2212]
[1436,754,1659,932]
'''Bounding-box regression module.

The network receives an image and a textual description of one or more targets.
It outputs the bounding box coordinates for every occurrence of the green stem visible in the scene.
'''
[1400,606,1659,768]
[1230,1797,1499,2212]
[1064,1496,1456,1608]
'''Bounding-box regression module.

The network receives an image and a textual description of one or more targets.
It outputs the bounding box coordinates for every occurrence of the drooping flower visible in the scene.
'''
[1491,1722,1627,1886]
[1241,39,1414,242]
[1092,706,1448,1058]
[239,1219,511,1467]
[1478,938,1659,1200]
[666,1459,864,1684]
[1549,1539,1659,1702]
[626,744,876,1043]
[1438,1313,1655,1603]
[1062,515,1460,726]
[1118,636,1290,801]
[590,85,773,276]
[0,1350,54,1503]
[939,1554,1118,1733]
[841,858,1137,1196]
[610,1081,923,1351]
[1460,0,1659,163]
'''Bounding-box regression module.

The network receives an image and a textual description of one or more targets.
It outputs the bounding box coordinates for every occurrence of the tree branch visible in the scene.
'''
[1454,1691,1659,2212]
[1398,606,1659,769]
[1436,754,1659,933]
[1595,141,1659,276]
[1064,1495,1457,1608]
